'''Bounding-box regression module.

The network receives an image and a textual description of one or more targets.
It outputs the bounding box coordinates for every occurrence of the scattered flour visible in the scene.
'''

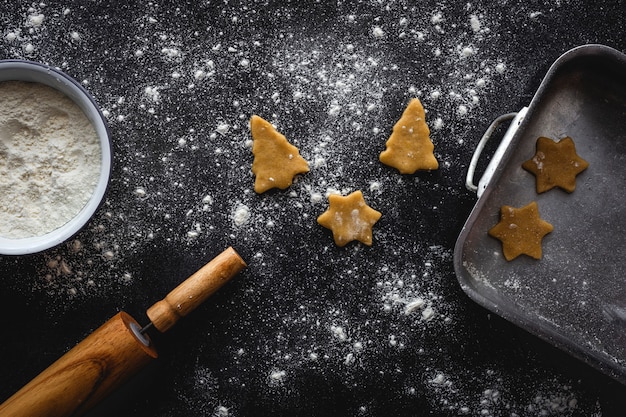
[372,26,385,38]
[215,406,230,417]
[330,325,348,342]
[469,14,481,32]
[144,86,161,101]
[232,203,251,226]
[27,13,45,27]
[216,122,230,136]
[268,369,286,386]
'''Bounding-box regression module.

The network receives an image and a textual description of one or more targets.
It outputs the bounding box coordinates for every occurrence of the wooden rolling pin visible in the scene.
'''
[0,247,246,417]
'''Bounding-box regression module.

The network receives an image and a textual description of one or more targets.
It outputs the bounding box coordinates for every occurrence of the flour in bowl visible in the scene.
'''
[0,81,101,239]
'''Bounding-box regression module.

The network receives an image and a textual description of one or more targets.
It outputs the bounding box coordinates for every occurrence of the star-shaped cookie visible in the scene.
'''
[522,136,589,193]
[488,201,553,261]
[379,98,438,174]
[250,115,309,193]
[317,190,382,247]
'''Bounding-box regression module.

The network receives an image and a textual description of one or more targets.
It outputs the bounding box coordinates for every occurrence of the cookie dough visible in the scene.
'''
[488,201,554,261]
[522,136,589,193]
[250,115,309,193]
[379,98,438,174]
[317,190,382,247]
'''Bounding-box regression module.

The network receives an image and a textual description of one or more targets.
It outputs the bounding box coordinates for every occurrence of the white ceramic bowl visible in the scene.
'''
[0,60,112,255]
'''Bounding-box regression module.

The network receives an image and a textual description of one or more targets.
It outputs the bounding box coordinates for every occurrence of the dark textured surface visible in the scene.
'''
[0,1,625,416]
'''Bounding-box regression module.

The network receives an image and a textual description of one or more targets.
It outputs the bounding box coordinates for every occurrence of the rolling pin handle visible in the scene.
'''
[146,247,246,333]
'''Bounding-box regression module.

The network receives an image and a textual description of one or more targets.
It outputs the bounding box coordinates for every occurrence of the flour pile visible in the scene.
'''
[0,81,101,239]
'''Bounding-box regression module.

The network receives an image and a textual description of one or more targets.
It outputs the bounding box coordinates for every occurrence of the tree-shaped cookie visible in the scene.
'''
[488,201,554,261]
[379,98,438,174]
[522,136,589,193]
[317,190,382,247]
[250,115,309,193]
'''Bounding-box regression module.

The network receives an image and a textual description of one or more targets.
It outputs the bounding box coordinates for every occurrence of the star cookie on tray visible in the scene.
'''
[522,136,589,193]
[488,201,554,261]
[317,190,382,247]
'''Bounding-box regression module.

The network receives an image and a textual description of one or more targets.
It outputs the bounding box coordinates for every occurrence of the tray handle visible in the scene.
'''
[466,107,528,197]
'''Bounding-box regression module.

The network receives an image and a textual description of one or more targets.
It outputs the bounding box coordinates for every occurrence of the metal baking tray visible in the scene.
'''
[454,44,626,383]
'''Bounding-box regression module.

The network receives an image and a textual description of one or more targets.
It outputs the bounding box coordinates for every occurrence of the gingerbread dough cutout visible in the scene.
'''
[522,136,589,193]
[250,115,309,193]
[379,98,438,174]
[317,190,382,247]
[488,201,554,261]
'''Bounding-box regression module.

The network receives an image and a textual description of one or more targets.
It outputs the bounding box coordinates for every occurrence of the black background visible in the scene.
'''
[1,1,625,416]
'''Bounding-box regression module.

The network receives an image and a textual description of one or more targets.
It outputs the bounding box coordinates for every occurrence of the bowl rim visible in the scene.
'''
[0,59,112,255]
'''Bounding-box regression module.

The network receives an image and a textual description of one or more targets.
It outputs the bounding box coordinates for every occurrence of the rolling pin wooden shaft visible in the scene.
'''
[0,247,246,417]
